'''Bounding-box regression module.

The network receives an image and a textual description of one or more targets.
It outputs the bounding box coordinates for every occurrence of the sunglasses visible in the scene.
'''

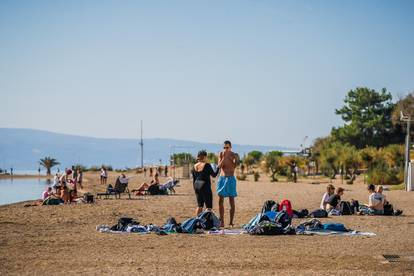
[223,146,230,149]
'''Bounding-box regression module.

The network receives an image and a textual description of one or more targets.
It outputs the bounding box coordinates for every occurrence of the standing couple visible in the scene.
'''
[192,140,239,228]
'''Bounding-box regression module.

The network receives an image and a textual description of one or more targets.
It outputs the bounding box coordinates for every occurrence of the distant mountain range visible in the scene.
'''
[0,128,298,171]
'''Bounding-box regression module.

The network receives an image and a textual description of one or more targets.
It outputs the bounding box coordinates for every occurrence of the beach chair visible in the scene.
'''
[97,180,131,199]
[140,179,180,196]
[158,179,180,195]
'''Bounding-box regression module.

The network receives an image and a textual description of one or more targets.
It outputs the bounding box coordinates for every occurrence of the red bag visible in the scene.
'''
[278,199,293,218]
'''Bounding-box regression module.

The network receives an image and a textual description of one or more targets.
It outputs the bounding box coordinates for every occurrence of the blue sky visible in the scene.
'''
[1,0,413,147]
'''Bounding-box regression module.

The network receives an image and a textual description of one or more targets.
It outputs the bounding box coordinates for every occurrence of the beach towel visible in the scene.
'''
[295,219,376,237]
[207,229,246,235]
[297,229,376,237]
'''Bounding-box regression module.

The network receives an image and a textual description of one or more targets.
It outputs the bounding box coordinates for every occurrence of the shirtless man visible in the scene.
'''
[217,140,240,227]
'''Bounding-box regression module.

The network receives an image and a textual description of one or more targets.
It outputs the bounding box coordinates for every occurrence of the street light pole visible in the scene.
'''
[139,120,144,169]
[401,111,412,191]
[404,119,411,191]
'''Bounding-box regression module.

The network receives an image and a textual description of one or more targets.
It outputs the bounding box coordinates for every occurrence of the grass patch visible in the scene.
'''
[389,183,405,190]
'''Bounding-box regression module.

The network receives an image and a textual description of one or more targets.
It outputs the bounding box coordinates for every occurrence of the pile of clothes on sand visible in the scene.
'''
[96,199,377,237]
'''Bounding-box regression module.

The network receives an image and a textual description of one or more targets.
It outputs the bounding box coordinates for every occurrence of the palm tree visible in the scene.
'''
[39,157,60,175]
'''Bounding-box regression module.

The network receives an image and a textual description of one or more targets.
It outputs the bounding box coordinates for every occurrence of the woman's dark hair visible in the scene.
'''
[197,150,208,160]
[367,184,376,191]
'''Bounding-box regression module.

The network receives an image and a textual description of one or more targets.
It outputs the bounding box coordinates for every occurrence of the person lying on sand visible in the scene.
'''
[133,173,161,195]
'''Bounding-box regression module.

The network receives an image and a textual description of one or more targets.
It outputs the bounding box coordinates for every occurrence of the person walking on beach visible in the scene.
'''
[217,140,239,227]
[100,166,107,185]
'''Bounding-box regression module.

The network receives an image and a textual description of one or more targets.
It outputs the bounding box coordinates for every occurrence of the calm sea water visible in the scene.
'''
[0,178,51,205]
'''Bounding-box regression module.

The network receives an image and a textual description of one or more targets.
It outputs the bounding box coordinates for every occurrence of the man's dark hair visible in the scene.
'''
[367,184,376,191]
[224,140,232,146]
[197,150,207,159]
[337,187,344,194]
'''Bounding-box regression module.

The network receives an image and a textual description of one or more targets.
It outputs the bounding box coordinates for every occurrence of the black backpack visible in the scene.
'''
[198,211,221,230]
[383,203,394,216]
[110,217,139,231]
[248,212,295,236]
[83,193,94,203]
[310,209,328,218]
[295,209,309,218]
[261,200,279,214]
[148,185,167,195]
[340,201,353,215]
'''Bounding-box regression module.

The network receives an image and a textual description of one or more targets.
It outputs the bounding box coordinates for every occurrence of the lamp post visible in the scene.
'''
[400,112,412,191]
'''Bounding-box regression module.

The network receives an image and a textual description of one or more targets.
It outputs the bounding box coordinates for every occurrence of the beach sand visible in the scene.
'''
[0,171,413,275]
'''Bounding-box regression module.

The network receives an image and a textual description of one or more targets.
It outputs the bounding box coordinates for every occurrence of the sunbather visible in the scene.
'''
[320,184,335,210]
[134,173,160,195]
[59,185,71,204]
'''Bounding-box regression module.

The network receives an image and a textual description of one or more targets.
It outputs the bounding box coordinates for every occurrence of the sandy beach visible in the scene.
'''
[0,171,413,275]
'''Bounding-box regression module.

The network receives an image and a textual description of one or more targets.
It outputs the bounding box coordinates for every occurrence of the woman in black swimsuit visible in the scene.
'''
[192,150,220,216]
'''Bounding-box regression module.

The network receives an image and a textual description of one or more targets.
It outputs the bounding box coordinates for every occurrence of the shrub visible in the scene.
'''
[236,173,247,181]
[253,171,260,182]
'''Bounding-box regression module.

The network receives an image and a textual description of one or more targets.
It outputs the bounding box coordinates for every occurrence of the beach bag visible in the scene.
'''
[83,193,94,203]
[383,203,394,216]
[107,184,115,193]
[351,200,359,213]
[323,223,347,232]
[340,201,352,215]
[274,211,292,228]
[248,221,286,235]
[278,199,293,218]
[295,209,309,218]
[198,211,221,230]
[310,209,328,218]
[110,217,139,232]
[148,185,167,195]
[261,200,278,214]
[42,197,63,206]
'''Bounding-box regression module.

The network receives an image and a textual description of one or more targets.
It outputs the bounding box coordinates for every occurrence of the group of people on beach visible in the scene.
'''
[38,140,402,220]
[42,166,83,204]
[190,140,402,227]
[192,140,239,227]
[320,183,402,216]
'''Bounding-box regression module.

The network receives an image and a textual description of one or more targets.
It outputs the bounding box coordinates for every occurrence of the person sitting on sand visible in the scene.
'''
[320,184,335,210]
[326,187,344,211]
[42,187,53,200]
[59,185,71,204]
[134,173,161,195]
[359,184,384,215]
